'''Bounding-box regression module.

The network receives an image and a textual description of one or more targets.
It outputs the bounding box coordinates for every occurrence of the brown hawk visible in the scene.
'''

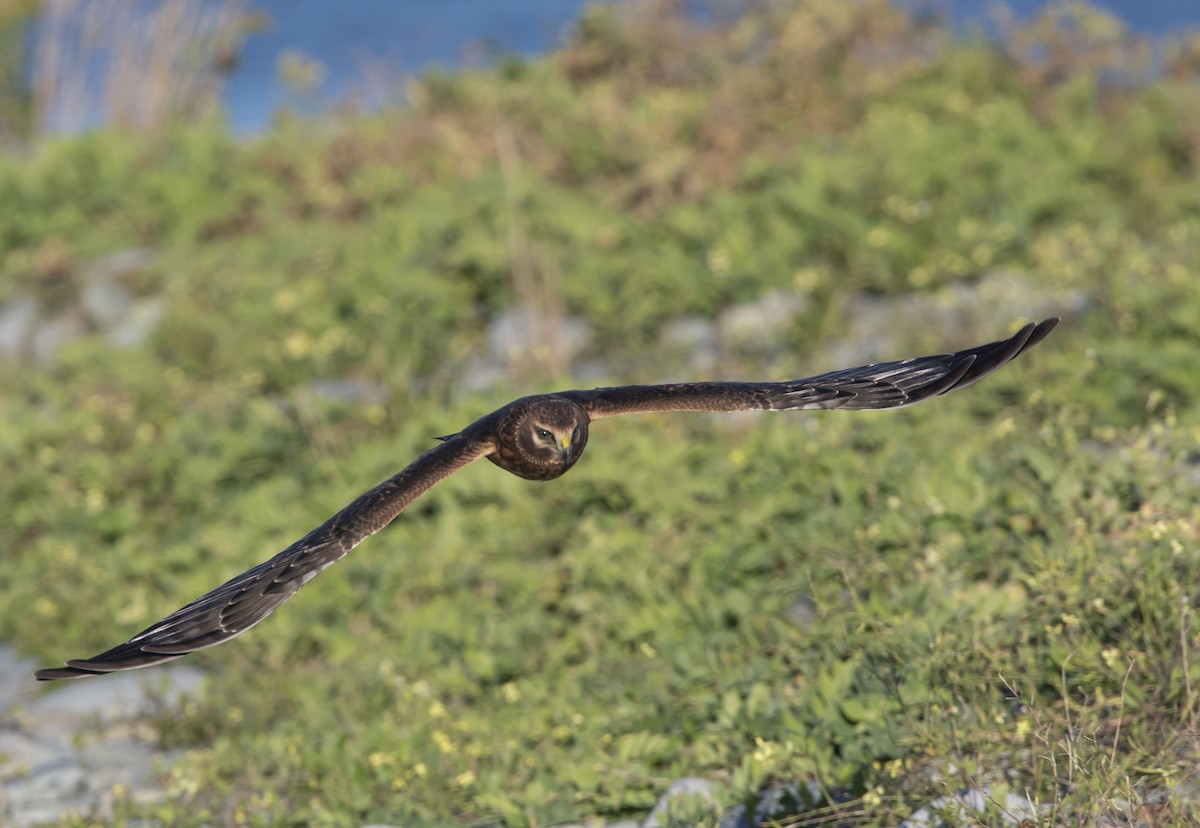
[35,318,1058,680]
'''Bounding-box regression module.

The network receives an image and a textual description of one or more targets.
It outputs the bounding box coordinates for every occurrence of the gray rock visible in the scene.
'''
[827,271,1090,367]
[1173,775,1200,806]
[659,317,719,375]
[720,780,824,828]
[78,738,165,791]
[572,358,615,385]
[900,787,1040,827]
[0,645,38,715]
[304,377,388,406]
[488,305,593,368]
[106,297,165,348]
[718,291,809,350]
[456,357,509,394]
[80,248,158,283]
[31,310,86,365]
[660,317,718,353]
[644,777,721,827]
[458,306,596,393]
[1093,797,1135,826]
[1,651,202,827]
[1,739,181,827]
[785,595,818,628]
[23,665,205,730]
[2,756,91,826]
[0,732,68,779]
[0,297,38,358]
[80,277,135,330]
[1144,787,1170,806]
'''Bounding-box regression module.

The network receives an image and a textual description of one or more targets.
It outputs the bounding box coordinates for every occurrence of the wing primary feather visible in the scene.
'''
[34,436,492,680]
[567,318,1058,419]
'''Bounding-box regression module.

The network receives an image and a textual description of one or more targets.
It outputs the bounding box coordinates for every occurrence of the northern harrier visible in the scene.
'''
[35,318,1058,680]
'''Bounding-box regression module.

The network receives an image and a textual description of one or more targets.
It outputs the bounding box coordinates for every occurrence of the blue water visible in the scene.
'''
[225,0,595,131]
[181,1,1200,131]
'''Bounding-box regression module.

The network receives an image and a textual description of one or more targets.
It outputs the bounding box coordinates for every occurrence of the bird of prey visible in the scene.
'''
[35,318,1058,680]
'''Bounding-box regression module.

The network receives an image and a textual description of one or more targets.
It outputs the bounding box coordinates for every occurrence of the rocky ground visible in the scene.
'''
[0,645,204,826]
[2,622,1058,828]
[7,655,1178,828]
[2,652,1052,827]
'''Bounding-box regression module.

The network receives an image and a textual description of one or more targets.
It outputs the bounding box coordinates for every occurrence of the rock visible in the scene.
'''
[31,310,86,365]
[644,777,721,827]
[572,357,615,385]
[2,758,91,827]
[0,248,163,364]
[659,317,719,374]
[1,651,204,828]
[660,317,718,353]
[79,248,158,284]
[457,357,510,394]
[0,645,38,716]
[1173,775,1200,807]
[106,297,165,348]
[900,787,1041,827]
[1092,797,1135,827]
[0,297,38,358]
[718,291,809,350]
[80,277,135,329]
[457,305,597,393]
[0,732,67,779]
[488,305,593,369]
[303,377,388,406]
[719,780,823,828]
[23,665,205,731]
[78,738,169,792]
[785,595,818,628]
[827,271,1090,367]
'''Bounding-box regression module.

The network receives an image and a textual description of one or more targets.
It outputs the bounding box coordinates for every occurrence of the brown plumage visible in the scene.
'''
[35,318,1058,680]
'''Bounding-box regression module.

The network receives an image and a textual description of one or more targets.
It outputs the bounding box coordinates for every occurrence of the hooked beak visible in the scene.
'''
[559,435,571,461]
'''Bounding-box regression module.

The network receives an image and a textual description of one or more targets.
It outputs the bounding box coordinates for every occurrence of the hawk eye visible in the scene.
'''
[536,428,552,440]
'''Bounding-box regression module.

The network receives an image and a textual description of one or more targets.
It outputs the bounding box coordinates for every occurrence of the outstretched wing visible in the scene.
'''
[562,318,1058,420]
[35,435,494,680]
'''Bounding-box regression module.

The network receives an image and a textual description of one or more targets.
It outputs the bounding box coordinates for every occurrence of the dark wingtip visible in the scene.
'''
[35,655,125,680]
[35,642,189,680]
[1009,317,1060,357]
[434,433,457,443]
[35,665,101,681]
[937,316,1059,395]
[1023,317,1060,351]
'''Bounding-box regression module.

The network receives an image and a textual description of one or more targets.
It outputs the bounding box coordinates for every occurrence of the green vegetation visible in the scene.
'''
[4,0,1200,824]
